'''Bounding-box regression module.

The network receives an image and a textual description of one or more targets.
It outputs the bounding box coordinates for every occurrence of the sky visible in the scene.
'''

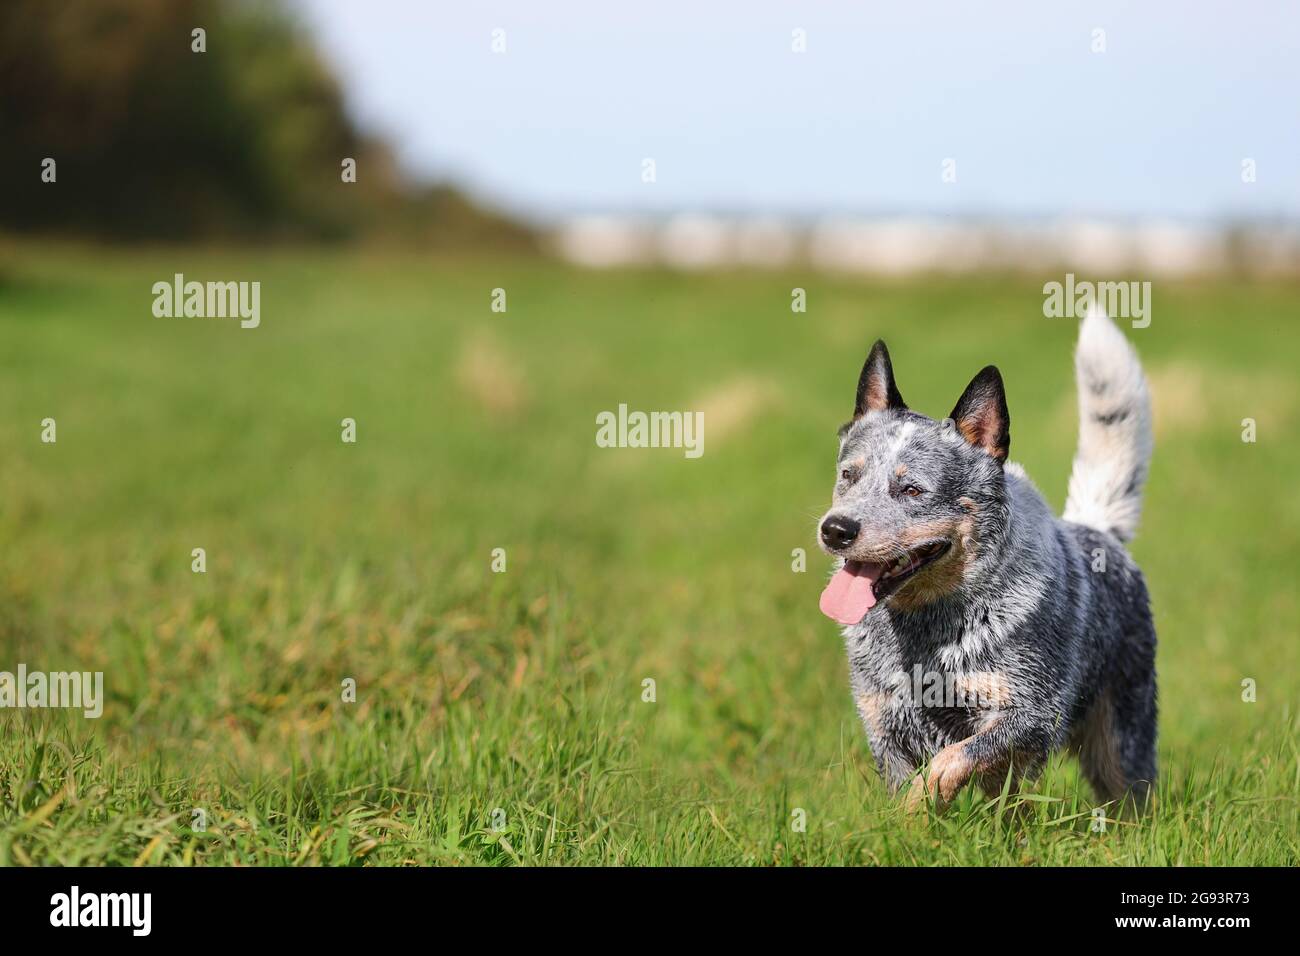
[292,0,1300,223]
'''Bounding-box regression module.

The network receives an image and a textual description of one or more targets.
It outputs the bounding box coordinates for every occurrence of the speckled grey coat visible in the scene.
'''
[818,308,1156,809]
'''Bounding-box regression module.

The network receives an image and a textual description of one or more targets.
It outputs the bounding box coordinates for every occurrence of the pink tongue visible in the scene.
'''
[819,561,884,625]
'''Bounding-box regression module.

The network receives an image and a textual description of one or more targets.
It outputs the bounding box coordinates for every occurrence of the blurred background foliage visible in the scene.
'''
[0,0,538,248]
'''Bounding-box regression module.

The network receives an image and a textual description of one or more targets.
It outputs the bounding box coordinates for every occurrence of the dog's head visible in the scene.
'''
[818,340,1010,623]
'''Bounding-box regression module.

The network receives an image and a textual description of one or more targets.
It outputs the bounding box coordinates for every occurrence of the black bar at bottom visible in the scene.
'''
[0,865,1284,941]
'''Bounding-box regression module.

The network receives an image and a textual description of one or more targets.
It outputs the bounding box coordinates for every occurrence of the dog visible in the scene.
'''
[817,307,1157,812]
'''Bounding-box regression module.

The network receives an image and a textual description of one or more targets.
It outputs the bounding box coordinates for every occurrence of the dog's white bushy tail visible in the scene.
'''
[1063,305,1153,543]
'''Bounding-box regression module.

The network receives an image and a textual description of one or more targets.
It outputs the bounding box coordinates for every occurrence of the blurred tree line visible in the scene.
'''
[0,0,538,248]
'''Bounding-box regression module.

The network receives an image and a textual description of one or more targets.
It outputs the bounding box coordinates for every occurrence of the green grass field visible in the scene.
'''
[1,241,1296,865]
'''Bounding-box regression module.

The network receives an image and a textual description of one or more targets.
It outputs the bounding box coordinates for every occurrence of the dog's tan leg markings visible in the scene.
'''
[952,671,1013,710]
[855,691,888,736]
[905,715,1025,813]
[1081,694,1125,797]
[1071,690,1146,813]
[906,736,978,812]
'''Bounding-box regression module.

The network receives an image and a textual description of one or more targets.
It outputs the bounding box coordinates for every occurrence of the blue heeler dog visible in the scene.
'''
[817,307,1156,812]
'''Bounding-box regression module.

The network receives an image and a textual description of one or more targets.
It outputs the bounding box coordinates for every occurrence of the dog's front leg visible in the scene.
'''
[905,715,1051,812]
[905,738,977,811]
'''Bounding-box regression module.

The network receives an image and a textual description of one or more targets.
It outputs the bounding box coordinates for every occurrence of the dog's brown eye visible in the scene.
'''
[904,485,923,497]
[840,468,853,481]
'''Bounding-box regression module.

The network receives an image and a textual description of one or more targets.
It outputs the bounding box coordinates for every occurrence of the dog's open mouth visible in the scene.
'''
[870,540,951,600]
[819,541,951,625]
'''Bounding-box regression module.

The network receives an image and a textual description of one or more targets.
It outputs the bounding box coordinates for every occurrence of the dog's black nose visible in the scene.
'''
[820,515,860,550]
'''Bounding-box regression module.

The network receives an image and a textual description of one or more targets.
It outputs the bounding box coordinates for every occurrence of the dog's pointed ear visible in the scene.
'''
[948,365,1010,463]
[854,340,907,419]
